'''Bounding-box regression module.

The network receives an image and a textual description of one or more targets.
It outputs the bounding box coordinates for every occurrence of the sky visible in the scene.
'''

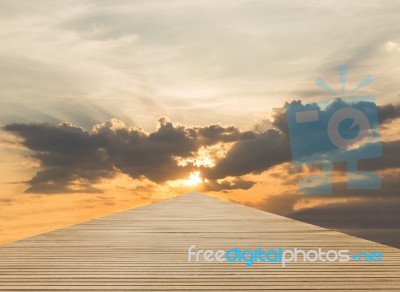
[0,0,399,247]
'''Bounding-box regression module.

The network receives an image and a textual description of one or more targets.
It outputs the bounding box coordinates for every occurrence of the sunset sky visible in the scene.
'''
[0,0,399,247]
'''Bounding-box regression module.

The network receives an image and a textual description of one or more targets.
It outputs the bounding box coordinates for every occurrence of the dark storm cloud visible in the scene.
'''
[204,177,256,192]
[291,198,400,229]
[270,100,400,134]
[377,103,400,125]
[196,124,256,145]
[271,100,300,134]
[356,140,400,171]
[289,198,400,248]
[301,139,400,175]
[4,122,115,193]
[204,129,290,179]
[253,195,400,247]
[4,118,253,193]
[4,100,400,194]
[206,99,400,181]
[251,167,400,248]
[245,98,400,248]
[259,171,400,213]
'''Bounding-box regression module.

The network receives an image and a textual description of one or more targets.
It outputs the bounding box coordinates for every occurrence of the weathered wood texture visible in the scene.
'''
[0,193,399,291]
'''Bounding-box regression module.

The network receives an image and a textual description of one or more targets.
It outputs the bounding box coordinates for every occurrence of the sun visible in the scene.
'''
[183,171,203,186]
[166,171,204,188]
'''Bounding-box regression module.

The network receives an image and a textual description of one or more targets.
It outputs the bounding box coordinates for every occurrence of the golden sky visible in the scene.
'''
[0,0,399,247]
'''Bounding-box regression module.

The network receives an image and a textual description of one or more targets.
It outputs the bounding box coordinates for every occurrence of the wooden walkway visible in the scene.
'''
[0,192,399,291]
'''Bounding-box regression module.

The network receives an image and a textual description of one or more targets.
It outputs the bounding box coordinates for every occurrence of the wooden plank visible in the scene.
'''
[0,193,399,291]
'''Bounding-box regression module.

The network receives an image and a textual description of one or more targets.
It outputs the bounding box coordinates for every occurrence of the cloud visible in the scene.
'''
[271,99,400,134]
[289,197,400,248]
[4,99,400,194]
[4,122,115,193]
[357,140,400,171]
[1,1,400,131]
[204,129,290,179]
[239,99,400,247]
[377,103,400,125]
[204,177,256,192]
[208,99,400,180]
[249,164,400,248]
[3,98,400,248]
[252,173,400,248]
[291,198,400,229]
[3,118,254,193]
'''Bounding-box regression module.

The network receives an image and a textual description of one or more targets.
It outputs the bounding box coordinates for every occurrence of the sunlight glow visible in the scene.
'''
[183,171,203,186]
[174,144,233,168]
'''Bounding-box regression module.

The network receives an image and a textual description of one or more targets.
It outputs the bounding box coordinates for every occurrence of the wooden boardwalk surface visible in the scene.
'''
[0,192,399,291]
